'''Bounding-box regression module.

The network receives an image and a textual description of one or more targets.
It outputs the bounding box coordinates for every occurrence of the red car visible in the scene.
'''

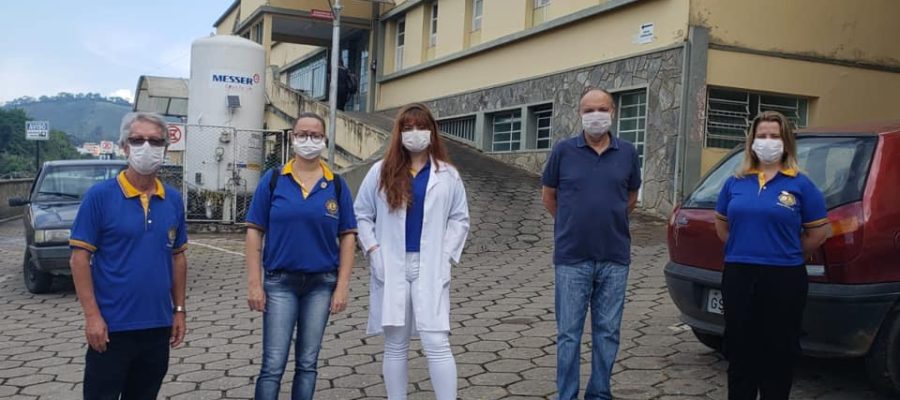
[665,122,900,394]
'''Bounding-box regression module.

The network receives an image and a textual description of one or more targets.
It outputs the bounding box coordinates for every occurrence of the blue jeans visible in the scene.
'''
[555,261,629,400]
[255,269,336,400]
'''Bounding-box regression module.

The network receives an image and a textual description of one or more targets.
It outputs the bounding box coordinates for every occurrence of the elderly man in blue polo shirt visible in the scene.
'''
[69,112,188,400]
[541,88,641,400]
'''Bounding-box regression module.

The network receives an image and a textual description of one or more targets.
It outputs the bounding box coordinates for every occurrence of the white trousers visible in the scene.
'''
[382,253,457,400]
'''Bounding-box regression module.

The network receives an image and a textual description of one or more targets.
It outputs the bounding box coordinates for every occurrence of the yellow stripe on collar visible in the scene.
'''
[281,160,334,181]
[117,171,165,199]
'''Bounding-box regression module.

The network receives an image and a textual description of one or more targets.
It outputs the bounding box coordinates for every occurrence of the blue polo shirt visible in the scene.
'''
[716,168,829,266]
[69,171,188,333]
[406,160,431,252]
[246,161,357,273]
[542,132,642,266]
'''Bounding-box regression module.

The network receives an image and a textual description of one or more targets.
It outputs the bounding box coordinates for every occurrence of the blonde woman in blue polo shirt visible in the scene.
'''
[244,113,357,400]
[354,103,470,400]
[715,111,832,400]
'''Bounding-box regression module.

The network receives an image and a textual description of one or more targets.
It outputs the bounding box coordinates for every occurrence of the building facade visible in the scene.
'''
[210,0,900,215]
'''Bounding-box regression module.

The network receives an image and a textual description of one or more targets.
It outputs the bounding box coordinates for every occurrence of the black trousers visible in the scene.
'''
[83,327,171,400]
[722,263,807,400]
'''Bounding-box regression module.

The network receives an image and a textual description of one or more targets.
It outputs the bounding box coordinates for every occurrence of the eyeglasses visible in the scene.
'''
[127,137,167,147]
[290,130,326,144]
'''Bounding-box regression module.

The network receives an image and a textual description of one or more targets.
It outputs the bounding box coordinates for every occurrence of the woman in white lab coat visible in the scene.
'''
[354,103,469,400]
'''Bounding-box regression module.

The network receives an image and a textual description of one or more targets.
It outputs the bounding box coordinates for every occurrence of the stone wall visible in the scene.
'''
[424,47,684,216]
[0,179,33,220]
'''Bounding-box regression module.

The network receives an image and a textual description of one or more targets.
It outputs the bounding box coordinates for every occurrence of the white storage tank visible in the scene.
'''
[186,35,265,196]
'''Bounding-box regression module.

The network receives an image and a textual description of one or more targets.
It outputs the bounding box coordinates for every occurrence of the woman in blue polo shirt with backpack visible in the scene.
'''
[715,111,832,400]
[244,112,357,400]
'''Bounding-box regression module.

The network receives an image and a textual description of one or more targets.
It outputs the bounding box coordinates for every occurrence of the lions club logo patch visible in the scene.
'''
[325,199,339,216]
[167,228,177,247]
[777,191,797,209]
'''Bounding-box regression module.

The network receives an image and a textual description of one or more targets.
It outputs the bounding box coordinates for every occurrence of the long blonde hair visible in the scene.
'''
[736,111,800,177]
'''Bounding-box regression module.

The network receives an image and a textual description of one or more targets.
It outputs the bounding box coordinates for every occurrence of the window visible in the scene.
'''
[395,18,406,70]
[533,105,553,149]
[472,0,483,32]
[253,22,263,44]
[287,57,327,99]
[617,90,647,176]
[429,2,438,47]
[358,50,369,110]
[706,88,809,149]
[439,116,476,142]
[534,0,551,8]
[491,110,522,152]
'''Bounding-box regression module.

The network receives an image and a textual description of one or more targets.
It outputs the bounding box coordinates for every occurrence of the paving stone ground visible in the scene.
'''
[0,142,891,399]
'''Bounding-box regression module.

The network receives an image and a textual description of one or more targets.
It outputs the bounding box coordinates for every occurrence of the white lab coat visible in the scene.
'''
[354,159,470,335]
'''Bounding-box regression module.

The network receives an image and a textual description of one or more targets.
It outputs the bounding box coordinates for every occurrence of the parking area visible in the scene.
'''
[0,144,891,399]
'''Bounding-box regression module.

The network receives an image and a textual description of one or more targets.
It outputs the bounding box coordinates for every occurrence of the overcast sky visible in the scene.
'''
[1,0,233,105]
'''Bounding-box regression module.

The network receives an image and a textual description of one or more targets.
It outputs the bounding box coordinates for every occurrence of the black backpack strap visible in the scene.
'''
[266,168,280,221]
[268,168,280,194]
[333,173,343,202]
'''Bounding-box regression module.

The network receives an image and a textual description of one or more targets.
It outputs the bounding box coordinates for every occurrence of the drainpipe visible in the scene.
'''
[674,38,691,207]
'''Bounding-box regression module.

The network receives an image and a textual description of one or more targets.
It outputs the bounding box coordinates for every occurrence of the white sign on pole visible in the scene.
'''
[26,121,50,141]
[100,141,114,154]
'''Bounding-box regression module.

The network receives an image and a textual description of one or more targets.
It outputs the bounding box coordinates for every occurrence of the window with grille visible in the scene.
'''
[706,88,809,149]
[533,105,553,149]
[617,90,647,175]
[472,0,483,31]
[491,111,522,152]
[395,18,406,70]
[253,23,263,44]
[430,2,439,47]
[287,57,327,99]
[438,116,476,143]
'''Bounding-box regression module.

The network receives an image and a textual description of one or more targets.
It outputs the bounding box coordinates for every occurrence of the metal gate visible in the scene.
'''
[180,125,287,223]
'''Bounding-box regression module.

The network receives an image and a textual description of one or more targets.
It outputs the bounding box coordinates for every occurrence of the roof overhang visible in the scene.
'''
[233,7,373,47]
[134,76,189,118]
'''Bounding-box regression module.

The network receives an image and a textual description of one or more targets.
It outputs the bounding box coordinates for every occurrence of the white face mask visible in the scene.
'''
[292,137,326,160]
[582,111,612,137]
[401,129,431,153]
[127,141,165,175]
[752,138,784,164]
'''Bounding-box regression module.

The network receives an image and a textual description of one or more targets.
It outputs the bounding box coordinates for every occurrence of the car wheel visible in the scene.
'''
[22,251,53,294]
[692,328,723,352]
[866,312,900,396]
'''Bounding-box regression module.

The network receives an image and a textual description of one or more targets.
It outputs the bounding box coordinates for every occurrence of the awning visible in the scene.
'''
[134,76,189,118]
[270,12,371,47]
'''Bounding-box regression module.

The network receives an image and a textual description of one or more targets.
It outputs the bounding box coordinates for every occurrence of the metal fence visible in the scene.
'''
[180,125,286,223]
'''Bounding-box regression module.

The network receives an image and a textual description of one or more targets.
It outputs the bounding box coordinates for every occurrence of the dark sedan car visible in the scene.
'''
[8,160,126,293]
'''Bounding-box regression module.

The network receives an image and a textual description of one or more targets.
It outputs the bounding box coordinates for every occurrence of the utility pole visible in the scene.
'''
[327,0,343,169]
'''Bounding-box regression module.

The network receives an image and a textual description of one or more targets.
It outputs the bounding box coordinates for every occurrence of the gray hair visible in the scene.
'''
[119,112,169,146]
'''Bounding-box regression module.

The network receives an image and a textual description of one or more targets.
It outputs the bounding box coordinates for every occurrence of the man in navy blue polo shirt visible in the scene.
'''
[69,112,188,400]
[541,88,641,400]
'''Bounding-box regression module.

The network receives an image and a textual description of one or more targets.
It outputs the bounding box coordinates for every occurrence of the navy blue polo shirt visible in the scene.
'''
[69,171,188,333]
[716,168,829,266]
[406,160,430,252]
[542,132,642,266]
[246,161,357,273]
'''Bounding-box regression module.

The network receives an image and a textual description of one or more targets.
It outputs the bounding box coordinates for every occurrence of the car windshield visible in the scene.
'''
[683,136,878,210]
[33,165,124,203]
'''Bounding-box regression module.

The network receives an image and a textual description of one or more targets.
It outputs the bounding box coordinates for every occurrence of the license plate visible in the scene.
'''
[706,289,725,315]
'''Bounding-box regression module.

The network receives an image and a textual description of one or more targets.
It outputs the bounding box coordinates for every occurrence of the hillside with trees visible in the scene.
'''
[2,93,132,145]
